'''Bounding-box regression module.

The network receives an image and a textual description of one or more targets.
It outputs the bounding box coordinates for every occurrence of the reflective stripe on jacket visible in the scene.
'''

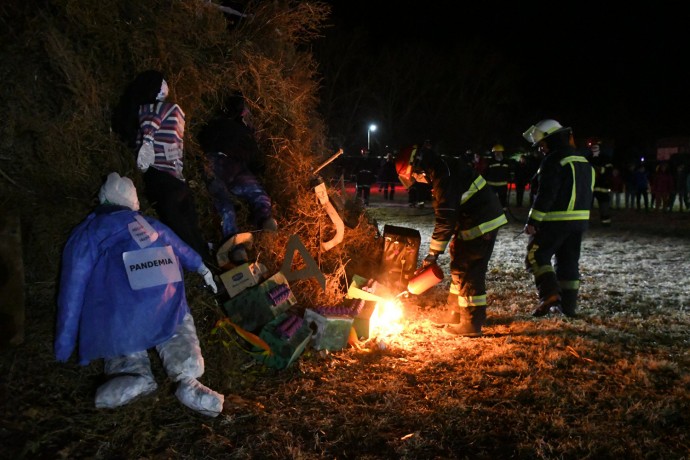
[528,149,594,228]
[428,156,507,253]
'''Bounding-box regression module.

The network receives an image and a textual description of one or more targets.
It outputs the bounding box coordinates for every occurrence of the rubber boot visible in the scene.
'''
[431,308,461,327]
[533,272,561,317]
[444,306,486,337]
[559,289,578,317]
[532,293,561,317]
[433,293,463,326]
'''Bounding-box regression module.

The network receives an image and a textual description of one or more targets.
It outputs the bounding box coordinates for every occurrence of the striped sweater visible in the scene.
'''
[138,101,186,181]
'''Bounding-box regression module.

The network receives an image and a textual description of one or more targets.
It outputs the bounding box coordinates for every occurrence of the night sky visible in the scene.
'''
[324,1,690,155]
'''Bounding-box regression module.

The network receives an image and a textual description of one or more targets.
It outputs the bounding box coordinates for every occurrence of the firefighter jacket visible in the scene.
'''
[528,145,594,232]
[484,156,513,187]
[424,155,508,254]
[588,153,613,193]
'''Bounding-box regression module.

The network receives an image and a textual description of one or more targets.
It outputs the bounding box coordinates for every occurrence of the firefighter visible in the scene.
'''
[587,142,613,226]
[484,144,513,209]
[396,143,508,337]
[522,119,594,317]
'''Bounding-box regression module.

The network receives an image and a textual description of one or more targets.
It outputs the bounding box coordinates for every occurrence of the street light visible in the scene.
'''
[367,124,377,152]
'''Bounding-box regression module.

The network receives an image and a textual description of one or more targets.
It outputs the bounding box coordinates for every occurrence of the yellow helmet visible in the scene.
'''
[491,144,505,153]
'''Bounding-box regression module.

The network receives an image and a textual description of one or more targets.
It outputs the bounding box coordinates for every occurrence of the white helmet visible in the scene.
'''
[522,119,571,146]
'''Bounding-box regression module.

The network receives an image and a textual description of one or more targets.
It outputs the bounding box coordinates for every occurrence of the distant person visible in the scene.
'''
[669,163,688,211]
[461,149,475,167]
[633,163,650,211]
[624,162,637,209]
[651,161,674,212]
[484,144,512,209]
[587,143,613,226]
[396,142,508,337]
[355,161,376,206]
[377,153,398,201]
[55,172,224,416]
[610,166,625,209]
[406,140,434,208]
[521,119,594,317]
[513,154,531,208]
[472,151,488,176]
[111,70,213,267]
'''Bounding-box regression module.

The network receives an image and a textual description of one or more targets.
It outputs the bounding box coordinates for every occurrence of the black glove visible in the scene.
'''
[422,252,439,267]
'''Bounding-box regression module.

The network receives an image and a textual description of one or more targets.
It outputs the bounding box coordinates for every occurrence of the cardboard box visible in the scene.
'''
[352,300,379,340]
[222,272,296,332]
[346,274,391,303]
[215,232,254,270]
[256,312,313,369]
[303,309,353,351]
[380,225,421,293]
[219,262,266,298]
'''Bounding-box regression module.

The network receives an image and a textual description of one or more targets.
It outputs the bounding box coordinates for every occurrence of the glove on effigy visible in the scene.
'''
[198,264,217,293]
[137,140,155,172]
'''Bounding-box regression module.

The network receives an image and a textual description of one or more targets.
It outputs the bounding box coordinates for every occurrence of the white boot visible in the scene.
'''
[96,351,158,408]
[95,375,158,408]
[175,376,224,417]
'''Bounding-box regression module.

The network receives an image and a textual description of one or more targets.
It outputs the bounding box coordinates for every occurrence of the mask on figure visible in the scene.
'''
[156,79,169,101]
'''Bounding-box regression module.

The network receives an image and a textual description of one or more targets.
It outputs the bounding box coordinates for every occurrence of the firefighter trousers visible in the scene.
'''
[448,230,498,308]
[525,227,583,305]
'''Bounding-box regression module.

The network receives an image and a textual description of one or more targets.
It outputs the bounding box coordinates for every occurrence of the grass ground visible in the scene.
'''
[2,185,690,459]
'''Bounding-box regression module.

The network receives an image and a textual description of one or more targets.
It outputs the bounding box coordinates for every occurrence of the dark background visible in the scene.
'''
[317,1,690,163]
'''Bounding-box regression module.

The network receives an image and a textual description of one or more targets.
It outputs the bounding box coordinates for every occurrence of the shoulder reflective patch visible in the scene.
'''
[122,245,181,290]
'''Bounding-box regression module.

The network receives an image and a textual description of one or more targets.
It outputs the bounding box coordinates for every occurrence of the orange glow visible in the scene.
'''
[370,299,404,337]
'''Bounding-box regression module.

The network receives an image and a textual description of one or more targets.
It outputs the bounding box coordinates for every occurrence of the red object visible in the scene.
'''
[407,264,444,295]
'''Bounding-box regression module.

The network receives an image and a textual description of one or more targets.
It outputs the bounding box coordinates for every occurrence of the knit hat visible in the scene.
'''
[591,144,601,155]
[98,172,140,211]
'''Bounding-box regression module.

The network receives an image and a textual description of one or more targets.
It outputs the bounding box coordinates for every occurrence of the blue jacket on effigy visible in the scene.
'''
[55,204,203,365]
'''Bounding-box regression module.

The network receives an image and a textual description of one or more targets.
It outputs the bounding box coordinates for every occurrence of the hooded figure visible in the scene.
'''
[55,172,224,416]
[111,70,212,268]
[197,90,276,265]
[396,142,507,337]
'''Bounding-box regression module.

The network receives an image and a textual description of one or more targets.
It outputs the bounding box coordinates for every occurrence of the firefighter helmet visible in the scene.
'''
[491,144,505,153]
[522,119,571,146]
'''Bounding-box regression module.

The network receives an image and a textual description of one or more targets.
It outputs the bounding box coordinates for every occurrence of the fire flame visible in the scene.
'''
[370,299,405,337]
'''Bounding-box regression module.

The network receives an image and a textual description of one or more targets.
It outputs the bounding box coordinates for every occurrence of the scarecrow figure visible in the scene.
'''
[111,69,213,267]
[55,172,224,416]
[197,91,277,264]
